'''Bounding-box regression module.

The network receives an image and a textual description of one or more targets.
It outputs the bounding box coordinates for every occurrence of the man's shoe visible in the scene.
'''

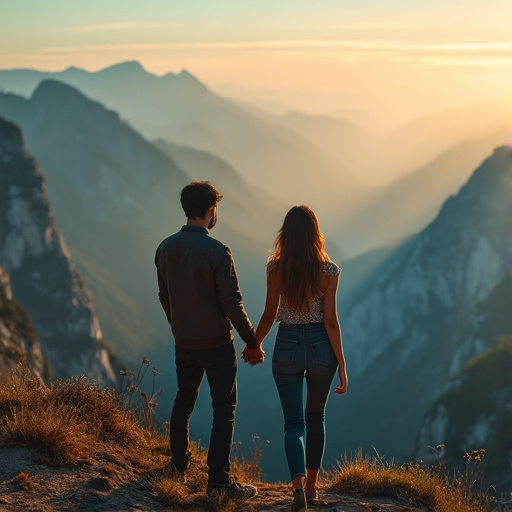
[165,457,191,482]
[206,481,257,503]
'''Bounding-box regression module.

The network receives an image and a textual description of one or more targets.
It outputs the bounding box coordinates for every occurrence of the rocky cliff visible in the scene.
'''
[0,264,49,381]
[326,146,512,462]
[413,334,512,494]
[0,117,117,383]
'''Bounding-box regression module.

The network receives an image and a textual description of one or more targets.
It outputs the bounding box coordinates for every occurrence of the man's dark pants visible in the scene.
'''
[170,342,237,486]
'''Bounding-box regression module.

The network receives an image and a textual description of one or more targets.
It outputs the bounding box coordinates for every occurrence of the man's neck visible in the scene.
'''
[186,217,210,229]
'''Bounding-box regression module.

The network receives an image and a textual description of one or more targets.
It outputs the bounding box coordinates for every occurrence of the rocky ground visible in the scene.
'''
[0,446,429,512]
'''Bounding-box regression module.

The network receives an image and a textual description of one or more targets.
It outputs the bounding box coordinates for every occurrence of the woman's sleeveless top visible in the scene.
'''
[267,260,341,324]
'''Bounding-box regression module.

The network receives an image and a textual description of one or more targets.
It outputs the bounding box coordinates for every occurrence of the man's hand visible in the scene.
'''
[242,346,265,366]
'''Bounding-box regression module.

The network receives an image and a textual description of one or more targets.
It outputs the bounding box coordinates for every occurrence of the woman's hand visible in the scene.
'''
[335,367,348,394]
[242,345,265,366]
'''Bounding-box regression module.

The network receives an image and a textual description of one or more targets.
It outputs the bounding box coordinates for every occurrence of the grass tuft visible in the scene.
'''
[330,449,497,512]
[0,367,160,468]
[12,472,31,489]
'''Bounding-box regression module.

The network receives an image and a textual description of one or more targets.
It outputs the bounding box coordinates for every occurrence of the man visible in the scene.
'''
[155,181,264,503]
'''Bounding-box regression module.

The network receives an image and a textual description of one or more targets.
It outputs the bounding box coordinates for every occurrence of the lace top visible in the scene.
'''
[267,260,341,324]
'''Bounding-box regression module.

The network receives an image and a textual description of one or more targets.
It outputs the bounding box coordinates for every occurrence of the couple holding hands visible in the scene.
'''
[155,181,347,511]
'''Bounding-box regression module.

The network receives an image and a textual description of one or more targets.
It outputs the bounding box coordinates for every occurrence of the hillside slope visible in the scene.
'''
[326,146,512,464]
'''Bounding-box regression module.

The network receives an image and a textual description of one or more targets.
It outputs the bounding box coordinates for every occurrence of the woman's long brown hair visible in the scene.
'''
[269,205,330,311]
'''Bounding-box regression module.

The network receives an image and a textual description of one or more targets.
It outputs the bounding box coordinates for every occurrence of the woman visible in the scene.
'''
[247,205,347,512]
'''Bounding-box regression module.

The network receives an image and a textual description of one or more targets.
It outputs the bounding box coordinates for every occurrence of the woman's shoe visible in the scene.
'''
[291,487,307,512]
[305,488,318,505]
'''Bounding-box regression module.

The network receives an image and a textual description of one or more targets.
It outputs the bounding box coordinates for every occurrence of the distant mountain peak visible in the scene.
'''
[98,61,148,76]
[31,79,85,103]
[63,65,85,73]
[177,69,195,79]
[162,68,206,88]
[493,145,511,158]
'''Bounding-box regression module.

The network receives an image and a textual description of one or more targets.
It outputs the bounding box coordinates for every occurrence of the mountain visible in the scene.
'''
[167,145,512,483]
[324,146,512,464]
[0,117,117,383]
[335,127,509,255]
[0,81,192,364]
[1,63,507,260]
[250,101,507,187]
[0,81,288,374]
[413,335,512,495]
[0,264,49,381]
[0,82,310,464]
[379,103,508,182]
[1,66,509,483]
[274,110,373,175]
[0,62,363,217]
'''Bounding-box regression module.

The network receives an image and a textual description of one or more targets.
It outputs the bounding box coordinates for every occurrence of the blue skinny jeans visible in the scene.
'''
[272,323,337,480]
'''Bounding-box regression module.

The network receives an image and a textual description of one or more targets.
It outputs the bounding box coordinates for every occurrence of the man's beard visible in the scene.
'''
[208,212,217,229]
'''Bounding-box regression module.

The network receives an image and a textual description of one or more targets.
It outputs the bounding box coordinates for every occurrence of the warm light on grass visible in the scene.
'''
[0,364,503,511]
[330,449,496,512]
[230,435,269,483]
[0,368,161,468]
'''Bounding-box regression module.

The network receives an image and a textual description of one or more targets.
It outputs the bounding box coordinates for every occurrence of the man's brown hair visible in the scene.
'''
[180,181,223,219]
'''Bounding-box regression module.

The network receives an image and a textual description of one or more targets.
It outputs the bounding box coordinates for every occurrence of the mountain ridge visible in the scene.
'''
[0,117,118,383]
[323,145,512,471]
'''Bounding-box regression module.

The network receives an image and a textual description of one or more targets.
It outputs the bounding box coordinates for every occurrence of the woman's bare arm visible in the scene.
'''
[323,274,348,394]
[255,272,280,346]
[241,272,279,365]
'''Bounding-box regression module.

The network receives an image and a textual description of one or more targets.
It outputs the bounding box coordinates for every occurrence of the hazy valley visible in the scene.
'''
[0,62,510,493]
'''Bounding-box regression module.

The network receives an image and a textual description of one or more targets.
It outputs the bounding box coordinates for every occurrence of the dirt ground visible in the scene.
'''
[0,446,429,512]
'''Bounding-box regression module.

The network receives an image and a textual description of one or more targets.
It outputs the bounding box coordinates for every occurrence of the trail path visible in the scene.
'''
[0,446,429,512]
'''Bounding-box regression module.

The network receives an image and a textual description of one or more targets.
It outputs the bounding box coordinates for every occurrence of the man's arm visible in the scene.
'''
[155,249,171,324]
[214,246,257,349]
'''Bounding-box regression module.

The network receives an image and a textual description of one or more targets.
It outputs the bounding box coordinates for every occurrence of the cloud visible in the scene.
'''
[66,22,166,33]
[45,38,512,60]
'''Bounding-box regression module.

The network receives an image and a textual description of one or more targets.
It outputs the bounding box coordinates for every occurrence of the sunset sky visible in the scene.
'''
[1,0,510,125]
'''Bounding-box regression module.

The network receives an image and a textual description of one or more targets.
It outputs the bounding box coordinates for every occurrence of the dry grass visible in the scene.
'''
[149,441,209,507]
[0,365,503,512]
[329,449,498,512]
[0,368,163,469]
[12,471,31,489]
[230,435,269,483]
[149,437,266,510]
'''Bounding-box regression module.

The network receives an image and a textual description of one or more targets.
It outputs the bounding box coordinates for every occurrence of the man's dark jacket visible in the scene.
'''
[155,225,256,349]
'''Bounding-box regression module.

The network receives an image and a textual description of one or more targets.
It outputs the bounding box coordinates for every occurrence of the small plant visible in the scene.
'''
[205,491,241,512]
[101,465,117,475]
[459,449,489,505]
[150,474,187,507]
[12,472,31,489]
[120,357,162,431]
[230,434,270,483]
[426,443,446,470]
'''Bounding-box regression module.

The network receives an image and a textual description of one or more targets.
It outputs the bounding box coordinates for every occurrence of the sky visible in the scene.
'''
[1,0,510,126]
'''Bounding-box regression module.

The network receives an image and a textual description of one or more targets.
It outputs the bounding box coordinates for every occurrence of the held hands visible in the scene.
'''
[242,345,265,366]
